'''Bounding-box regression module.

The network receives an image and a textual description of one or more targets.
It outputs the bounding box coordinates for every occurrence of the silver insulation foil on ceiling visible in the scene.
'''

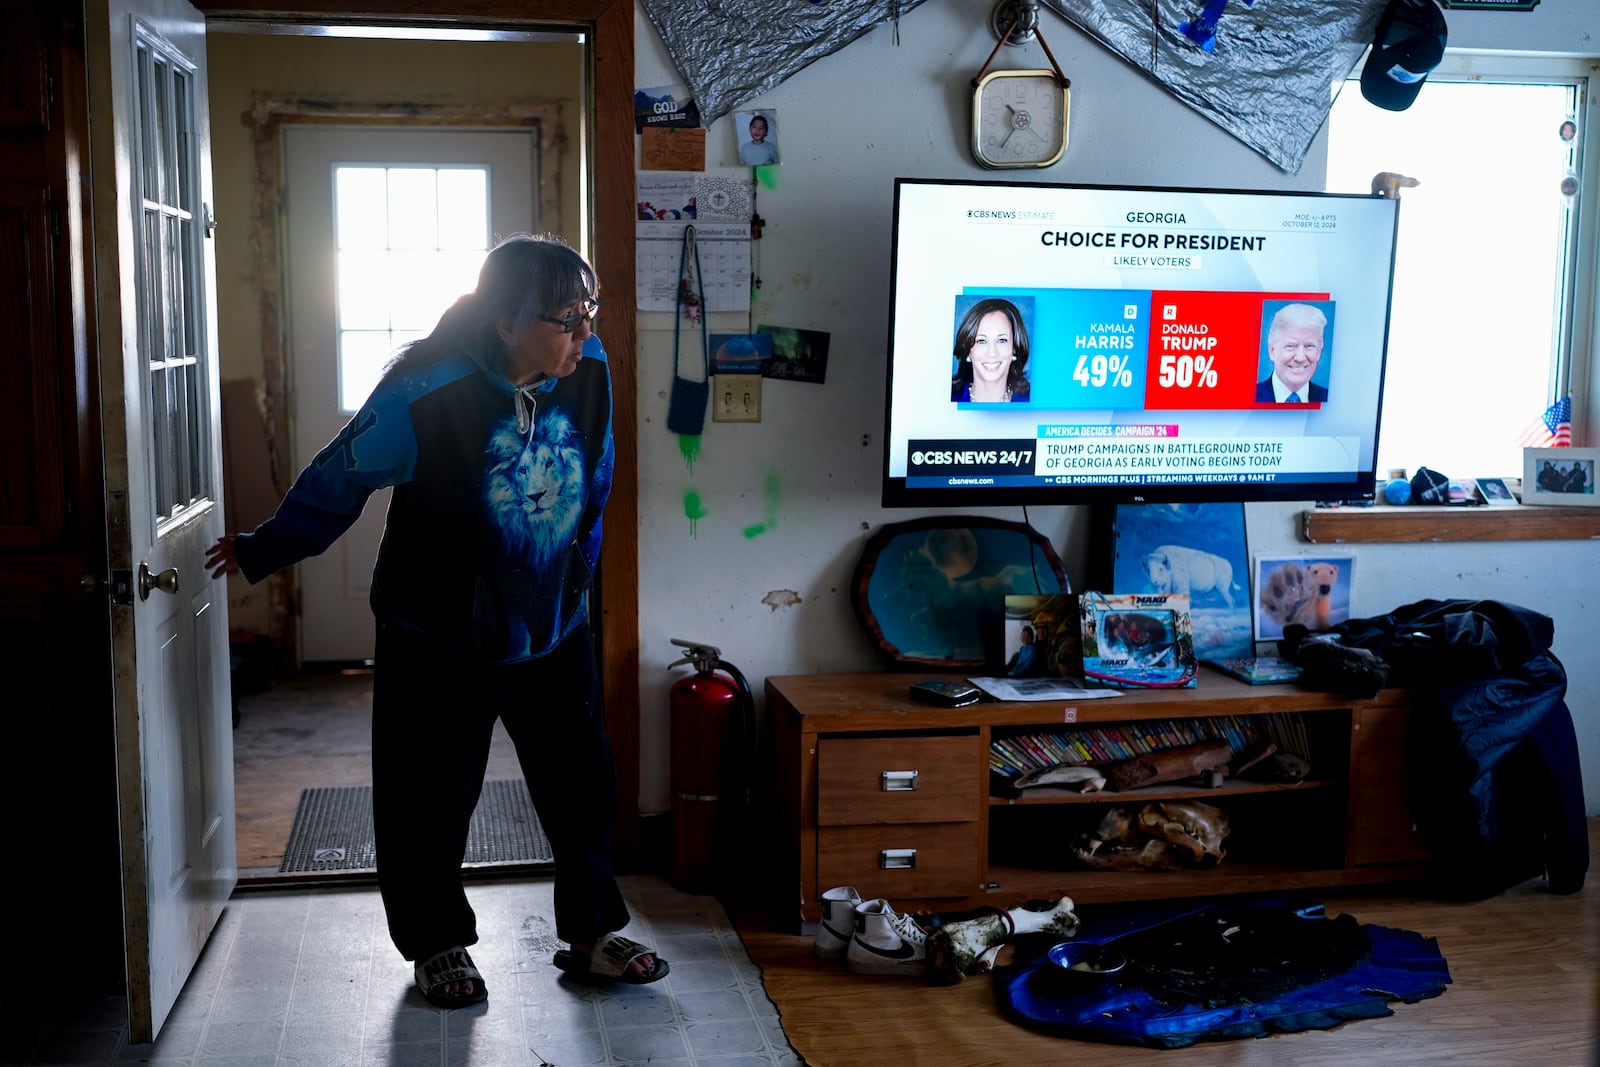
[638,0,932,129]
[1040,0,1389,173]
[643,0,1391,175]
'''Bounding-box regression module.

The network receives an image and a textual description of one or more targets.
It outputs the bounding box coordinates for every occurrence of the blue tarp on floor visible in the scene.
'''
[996,897,1451,1048]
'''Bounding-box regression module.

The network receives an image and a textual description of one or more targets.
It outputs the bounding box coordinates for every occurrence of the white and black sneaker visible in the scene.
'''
[813,885,862,960]
[845,898,929,977]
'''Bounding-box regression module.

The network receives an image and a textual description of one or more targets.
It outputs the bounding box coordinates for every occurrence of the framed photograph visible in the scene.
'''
[1475,476,1518,506]
[1522,448,1599,507]
[1253,554,1356,641]
[1002,594,1081,680]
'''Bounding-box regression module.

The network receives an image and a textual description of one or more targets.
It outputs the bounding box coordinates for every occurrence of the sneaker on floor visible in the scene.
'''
[814,885,862,960]
[846,898,929,977]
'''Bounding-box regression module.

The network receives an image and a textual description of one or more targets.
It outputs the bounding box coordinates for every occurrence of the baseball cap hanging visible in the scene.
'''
[1360,0,1448,112]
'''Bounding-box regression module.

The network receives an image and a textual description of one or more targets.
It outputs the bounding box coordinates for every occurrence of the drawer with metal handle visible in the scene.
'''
[817,822,982,900]
[816,734,979,826]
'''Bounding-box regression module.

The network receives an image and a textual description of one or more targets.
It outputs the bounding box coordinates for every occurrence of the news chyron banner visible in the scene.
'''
[887,181,1394,491]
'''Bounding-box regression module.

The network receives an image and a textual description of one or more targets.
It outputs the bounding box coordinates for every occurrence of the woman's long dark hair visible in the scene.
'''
[381,232,599,382]
[950,297,1030,399]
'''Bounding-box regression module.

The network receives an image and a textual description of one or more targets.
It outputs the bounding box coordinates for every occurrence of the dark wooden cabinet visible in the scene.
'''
[769,672,1433,927]
[0,3,50,131]
[0,0,124,992]
[1349,704,1432,865]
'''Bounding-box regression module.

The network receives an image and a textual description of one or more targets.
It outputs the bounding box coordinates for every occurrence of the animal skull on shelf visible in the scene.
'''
[925,895,1080,984]
[1071,801,1229,871]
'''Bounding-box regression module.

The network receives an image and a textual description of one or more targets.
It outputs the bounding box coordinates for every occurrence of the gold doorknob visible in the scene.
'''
[138,562,180,600]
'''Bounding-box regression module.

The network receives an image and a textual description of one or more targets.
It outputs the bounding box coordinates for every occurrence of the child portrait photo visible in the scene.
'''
[734,109,779,166]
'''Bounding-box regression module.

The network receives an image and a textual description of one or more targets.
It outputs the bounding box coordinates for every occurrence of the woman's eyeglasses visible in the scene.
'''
[538,297,601,333]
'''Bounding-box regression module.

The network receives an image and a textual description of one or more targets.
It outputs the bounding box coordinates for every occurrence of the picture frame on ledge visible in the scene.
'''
[1522,447,1599,507]
[1475,476,1518,506]
[1447,478,1479,505]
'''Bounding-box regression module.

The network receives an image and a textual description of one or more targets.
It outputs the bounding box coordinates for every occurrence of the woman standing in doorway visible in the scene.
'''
[206,233,666,1007]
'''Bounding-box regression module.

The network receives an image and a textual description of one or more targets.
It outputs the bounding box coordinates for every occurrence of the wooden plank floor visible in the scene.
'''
[232,670,521,875]
[733,843,1598,1066]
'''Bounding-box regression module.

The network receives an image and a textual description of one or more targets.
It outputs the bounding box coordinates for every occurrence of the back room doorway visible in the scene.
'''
[285,124,538,663]
[205,22,586,878]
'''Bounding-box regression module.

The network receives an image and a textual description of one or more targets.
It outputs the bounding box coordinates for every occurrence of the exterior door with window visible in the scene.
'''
[87,0,235,1042]
[283,126,535,663]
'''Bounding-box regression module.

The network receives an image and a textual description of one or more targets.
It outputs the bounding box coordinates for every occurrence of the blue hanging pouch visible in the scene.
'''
[667,225,710,436]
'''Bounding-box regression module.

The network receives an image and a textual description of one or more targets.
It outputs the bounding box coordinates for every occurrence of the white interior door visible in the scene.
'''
[283,126,536,663]
[87,0,236,1042]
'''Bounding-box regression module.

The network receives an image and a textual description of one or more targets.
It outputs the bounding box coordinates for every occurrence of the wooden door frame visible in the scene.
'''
[191,0,641,860]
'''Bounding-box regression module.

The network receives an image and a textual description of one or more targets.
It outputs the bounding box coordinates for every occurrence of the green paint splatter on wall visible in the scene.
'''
[763,471,781,521]
[742,471,784,539]
[683,490,707,538]
[678,433,702,473]
[756,165,779,190]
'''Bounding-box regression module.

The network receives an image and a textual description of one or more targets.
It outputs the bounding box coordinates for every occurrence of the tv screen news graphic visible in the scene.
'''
[882,178,1400,507]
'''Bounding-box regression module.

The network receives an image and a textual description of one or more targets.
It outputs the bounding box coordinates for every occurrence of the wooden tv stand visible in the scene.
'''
[767,671,1433,927]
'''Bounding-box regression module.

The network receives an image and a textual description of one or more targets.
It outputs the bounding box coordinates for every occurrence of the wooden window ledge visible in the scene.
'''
[1303,504,1600,543]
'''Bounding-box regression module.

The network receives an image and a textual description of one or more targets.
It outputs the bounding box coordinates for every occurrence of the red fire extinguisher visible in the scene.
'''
[667,638,753,894]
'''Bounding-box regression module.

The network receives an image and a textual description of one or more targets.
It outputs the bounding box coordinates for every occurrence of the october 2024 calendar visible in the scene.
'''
[635,221,751,313]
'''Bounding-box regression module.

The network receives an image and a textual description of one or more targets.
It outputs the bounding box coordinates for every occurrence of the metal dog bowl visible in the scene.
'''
[1044,940,1127,990]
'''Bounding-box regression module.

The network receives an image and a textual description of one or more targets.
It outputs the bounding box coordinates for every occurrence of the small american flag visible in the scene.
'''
[1516,396,1572,448]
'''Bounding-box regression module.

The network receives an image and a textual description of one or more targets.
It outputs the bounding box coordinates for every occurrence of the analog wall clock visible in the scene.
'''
[971,67,1069,169]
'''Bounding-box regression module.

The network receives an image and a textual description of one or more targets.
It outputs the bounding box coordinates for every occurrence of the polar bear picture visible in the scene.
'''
[1112,503,1254,662]
[1141,544,1237,608]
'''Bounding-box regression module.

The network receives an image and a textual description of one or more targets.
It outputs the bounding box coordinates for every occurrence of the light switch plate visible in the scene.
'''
[712,374,762,422]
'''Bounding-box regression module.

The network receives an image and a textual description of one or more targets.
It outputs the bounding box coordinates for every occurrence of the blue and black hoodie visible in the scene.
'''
[234,335,614,665]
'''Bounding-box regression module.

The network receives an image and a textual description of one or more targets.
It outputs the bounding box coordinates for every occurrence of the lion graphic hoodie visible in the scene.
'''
[232,335,614,664]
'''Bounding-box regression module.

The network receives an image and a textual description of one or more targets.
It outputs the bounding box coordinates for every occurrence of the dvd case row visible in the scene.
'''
[989,712,1312,777]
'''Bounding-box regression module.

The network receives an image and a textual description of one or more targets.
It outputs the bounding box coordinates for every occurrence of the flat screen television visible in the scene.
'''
[881,177,1401,507]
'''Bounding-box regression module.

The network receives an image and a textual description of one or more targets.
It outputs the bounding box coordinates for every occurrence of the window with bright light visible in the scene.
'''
[334,165,490,411]
[1326,60,1589,479]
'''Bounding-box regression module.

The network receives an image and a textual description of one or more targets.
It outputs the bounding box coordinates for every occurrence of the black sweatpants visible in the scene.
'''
[371,619,630,961]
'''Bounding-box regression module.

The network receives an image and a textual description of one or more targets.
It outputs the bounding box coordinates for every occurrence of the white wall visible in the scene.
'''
[632,4,1600,817]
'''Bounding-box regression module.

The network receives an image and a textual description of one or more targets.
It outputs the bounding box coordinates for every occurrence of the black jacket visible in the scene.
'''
[1291,598,1586,897]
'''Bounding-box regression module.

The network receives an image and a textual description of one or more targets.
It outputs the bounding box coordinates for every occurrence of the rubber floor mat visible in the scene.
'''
[280,779,554,873]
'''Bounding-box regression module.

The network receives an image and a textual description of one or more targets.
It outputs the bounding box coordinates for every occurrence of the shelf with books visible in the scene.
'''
[988,710,1324,782]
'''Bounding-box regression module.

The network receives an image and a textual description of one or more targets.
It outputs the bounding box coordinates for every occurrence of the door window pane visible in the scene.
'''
[386,169,439,249]
[437,170,490,249]
[333,164,492,412]
[335,168,388,248]
[132,30,209,524]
